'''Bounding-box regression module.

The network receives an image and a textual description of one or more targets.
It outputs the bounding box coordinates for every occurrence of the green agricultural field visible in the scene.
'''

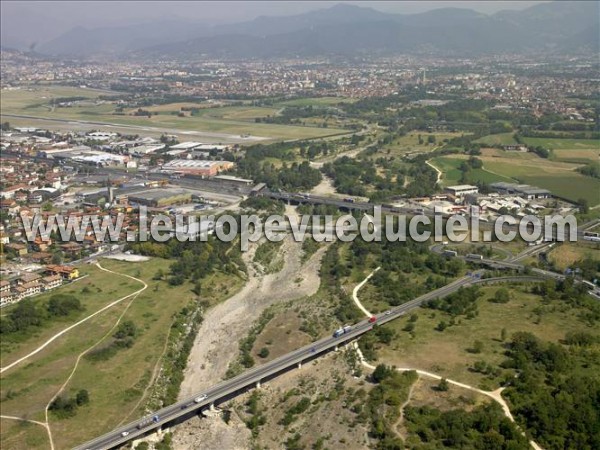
[522,136,600,150]
[481,158,600,205]
[430,156,515,186]
[431,149,600,205]
[0,85,118,112]
[0,258,243,450]
[551,148,598,164]
[473,132,518,146]
[373,284,600,389]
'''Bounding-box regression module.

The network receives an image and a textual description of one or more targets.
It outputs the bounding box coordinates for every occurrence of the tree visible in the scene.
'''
[51,251,63,264]
[258,347,270,358]
[492,288,510,303]
[153,269,164,280]
[436,321,448,332]
[192,281,202,296]
[578,198,589,214]
[76,389,89,406]
[372,364,394,383]
[437,378,449,391]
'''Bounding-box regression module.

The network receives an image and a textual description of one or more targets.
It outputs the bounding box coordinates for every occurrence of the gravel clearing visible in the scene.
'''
[172,232,326,449]
[178,236,325,398]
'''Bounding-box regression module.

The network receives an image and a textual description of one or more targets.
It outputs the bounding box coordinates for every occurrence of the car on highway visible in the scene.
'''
[121,431,129,437]
[194,394,208,403]
[385,310,392,316]
[368,316,377,323]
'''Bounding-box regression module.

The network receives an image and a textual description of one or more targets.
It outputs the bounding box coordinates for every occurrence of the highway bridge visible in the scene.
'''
[76,273,546,450]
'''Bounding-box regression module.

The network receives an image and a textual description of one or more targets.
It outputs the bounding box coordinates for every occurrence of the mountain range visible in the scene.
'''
[20,2,600,58]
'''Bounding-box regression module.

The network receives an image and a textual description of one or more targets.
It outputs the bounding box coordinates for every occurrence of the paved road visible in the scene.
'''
[75,273,545,450]
[263,191,599,242]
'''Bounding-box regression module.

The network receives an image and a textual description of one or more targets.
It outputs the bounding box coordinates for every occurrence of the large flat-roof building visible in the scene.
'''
[489,182,552,200]
[161,159,234,177]
[444,185,479,197]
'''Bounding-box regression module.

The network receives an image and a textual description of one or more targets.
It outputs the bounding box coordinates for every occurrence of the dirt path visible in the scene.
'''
[178,235,326,399]
[350,270,544,450]
[426,160,442,184]
[0,263,148,374]
[352,267,380,316]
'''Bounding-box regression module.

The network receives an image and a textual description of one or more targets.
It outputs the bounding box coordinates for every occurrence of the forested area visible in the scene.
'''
[503,330,600,450]
[128,235,244,286]
[0,294,83,335]
[322,152,438,200]
[235,141,323,190]
[404,402,530,449]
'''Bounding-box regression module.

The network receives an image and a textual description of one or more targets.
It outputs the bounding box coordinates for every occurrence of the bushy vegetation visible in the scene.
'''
[235,141,323,190]
[0,294,83,335]
[49,389,90,419]
[502,331,600,450]
[360,365,417,448]
[128,234,244,285]
[86,320,138,362]
[405,402,529,449]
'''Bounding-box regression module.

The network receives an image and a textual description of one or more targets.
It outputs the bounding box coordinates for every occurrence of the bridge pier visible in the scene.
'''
[334,345,339,351]
[297,361,302,369]
[256,380,261,389]
[209,403,216,412]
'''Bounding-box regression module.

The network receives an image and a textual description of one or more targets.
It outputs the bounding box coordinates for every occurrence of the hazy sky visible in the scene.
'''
[1,1,551,47]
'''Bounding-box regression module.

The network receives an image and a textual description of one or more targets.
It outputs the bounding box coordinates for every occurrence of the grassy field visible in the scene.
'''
[1,86,350,142]
[473,132,518,146]
[522,136,600,150]
[433,148,600,205]
[547,242,600,271]
[0,257,244,450]
[375,132,466,158]
[372,284,600,389]
[430,156,515,186]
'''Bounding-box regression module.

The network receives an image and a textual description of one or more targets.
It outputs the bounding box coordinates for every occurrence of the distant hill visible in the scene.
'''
[36,2,600,58]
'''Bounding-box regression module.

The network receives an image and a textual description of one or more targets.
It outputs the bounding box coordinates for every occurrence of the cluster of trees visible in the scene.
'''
[322,156,376,197]
[86,320,138,362]
[459,155,484,183]
[404,402,529,449]
[319,243,364,326]
[235,142,323,190]
[226,310,276,377]
[577,162,600,179]
[49,389,90,419]
[240,196,286,216]
[128,235,242,286]
[361,365,417,448]
[243,392,267,438]
[279,397,311,426]
[425,286,482,319]
[322,152,438,200]
[502,331,600,449]
[0,294,83,335]
[256,105,337,125]
[161,303,205,405]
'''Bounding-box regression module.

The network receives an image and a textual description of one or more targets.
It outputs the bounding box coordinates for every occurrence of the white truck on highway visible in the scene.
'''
[333,325,353,337]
